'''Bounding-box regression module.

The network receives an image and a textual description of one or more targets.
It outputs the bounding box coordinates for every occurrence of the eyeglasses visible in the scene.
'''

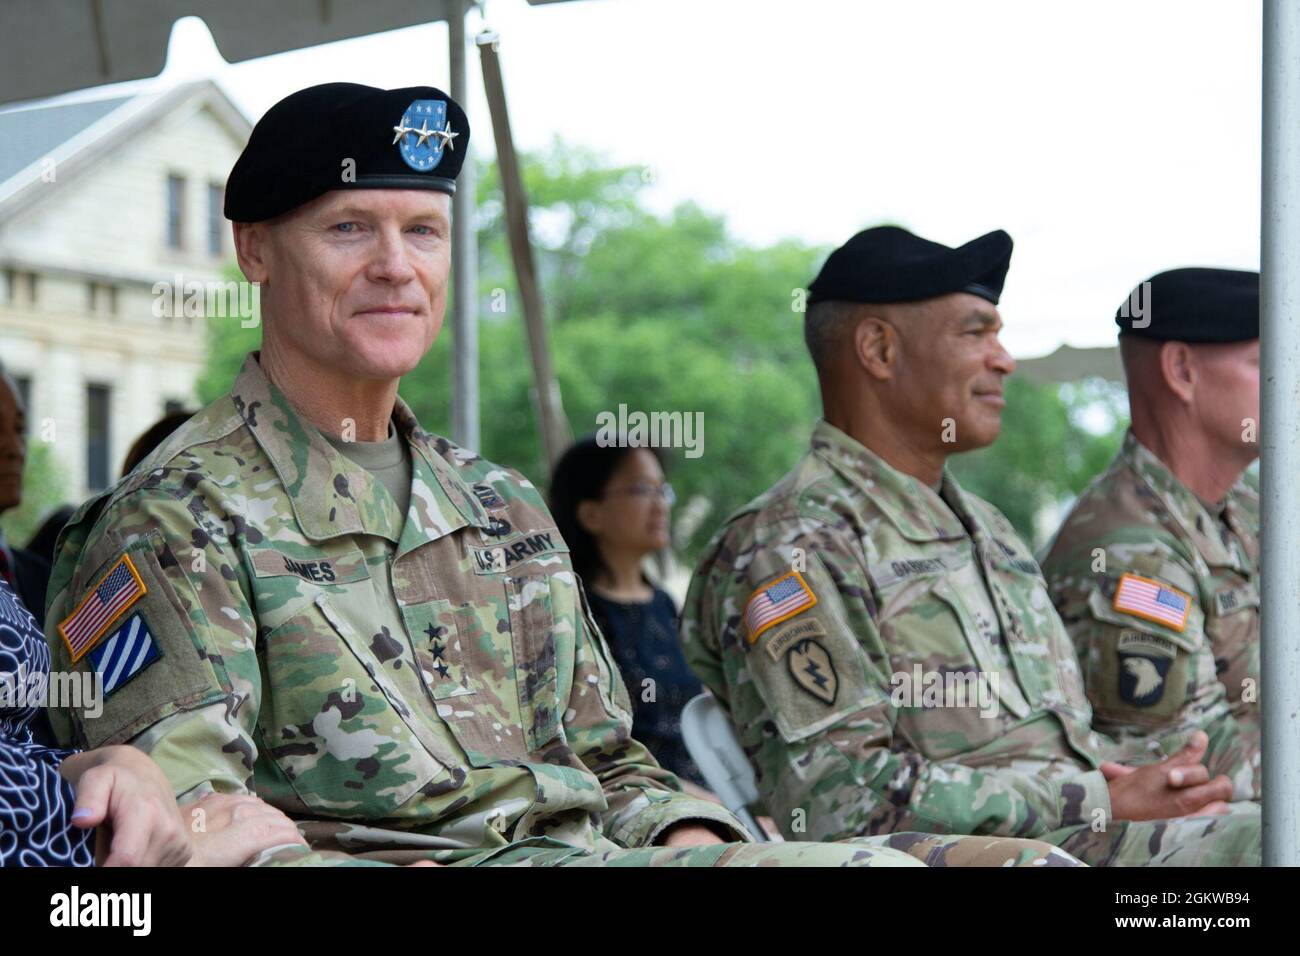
[606,481,676,505]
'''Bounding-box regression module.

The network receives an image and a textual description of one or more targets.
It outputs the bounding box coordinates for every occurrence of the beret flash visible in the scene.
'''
[225,82,469,223]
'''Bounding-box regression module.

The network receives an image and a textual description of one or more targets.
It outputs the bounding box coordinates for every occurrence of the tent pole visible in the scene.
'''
[478,30,572,471]
[1260,0,1299,867]
[449,0,480,451]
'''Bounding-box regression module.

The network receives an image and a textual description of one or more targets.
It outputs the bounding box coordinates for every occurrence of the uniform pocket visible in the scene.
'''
[434,572,561,764]
[406,529,569,766]
[985,556,1077,713]
[871,557,1029,755]
[257,592,447,816]
[414,575,561,766]
[505,571,561,751]
[247,545,373,634]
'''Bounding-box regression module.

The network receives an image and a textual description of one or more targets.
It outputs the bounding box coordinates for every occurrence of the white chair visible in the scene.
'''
[680,692,773,842]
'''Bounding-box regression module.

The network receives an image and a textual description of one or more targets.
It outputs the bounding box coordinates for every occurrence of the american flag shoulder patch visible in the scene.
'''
[88,612,161,697]
[744,570,817,644]
[1112,572,1191,633]
[59,553,148,664]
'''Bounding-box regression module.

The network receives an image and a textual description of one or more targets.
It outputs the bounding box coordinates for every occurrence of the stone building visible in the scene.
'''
[0,80,250,502]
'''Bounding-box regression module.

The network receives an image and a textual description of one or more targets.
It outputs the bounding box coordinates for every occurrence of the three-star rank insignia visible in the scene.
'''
[787,638,837,705]
[424,622,452,681]
[394,100,457,173]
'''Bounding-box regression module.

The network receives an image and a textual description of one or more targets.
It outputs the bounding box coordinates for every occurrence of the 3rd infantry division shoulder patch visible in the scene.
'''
[89,612,162,697]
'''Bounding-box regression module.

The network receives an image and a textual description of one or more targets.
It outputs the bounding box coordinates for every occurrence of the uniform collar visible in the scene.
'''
[388,392,495,555]
[1122,429,1244,570]
[810,419,969,542]
[230,352,491,545]
[1222,479,1259,558]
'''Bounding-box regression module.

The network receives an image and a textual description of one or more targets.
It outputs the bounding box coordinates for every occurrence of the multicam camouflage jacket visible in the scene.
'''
[681,419,1144,843]
[45,353,744,865]
[1040,430,1259,800]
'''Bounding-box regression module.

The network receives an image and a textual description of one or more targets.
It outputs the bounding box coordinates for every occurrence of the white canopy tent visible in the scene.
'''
[0,0,575,453]
[0,0,1294,864]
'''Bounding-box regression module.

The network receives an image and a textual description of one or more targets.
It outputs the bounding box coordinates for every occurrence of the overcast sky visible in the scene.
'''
[147,0,1260,358]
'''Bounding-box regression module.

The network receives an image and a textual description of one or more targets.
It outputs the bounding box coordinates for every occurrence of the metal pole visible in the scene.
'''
[449,0,480,451]
[1260,0,1300,867]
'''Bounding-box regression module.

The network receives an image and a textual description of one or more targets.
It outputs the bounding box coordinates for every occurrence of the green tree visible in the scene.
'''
[1,440,69,547]
[195,141,1125,561]
[195,264,263,404]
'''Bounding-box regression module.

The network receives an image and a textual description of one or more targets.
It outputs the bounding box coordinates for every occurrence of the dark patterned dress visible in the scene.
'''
[587,587,704,785]
[0,579,93,866]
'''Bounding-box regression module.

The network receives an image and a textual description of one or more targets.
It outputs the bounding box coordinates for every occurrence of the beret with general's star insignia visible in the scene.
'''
[224,82,469,223]
[807,225,1014,306]
[1115,267,1259,343]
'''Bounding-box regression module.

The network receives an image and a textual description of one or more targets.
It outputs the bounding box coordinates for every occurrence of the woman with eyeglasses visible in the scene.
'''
[549,435,705,786]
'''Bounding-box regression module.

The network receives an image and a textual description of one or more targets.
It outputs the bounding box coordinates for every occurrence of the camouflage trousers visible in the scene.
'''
[456,833,1083,867]
[1042,802,1260,866]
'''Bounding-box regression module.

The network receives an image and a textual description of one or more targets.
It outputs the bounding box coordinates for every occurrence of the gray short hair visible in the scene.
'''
[804,299,858,375]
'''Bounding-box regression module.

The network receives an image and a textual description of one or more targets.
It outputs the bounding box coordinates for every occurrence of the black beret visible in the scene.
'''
[225,83,469,223]
[807,226,1013,306]
[1116,268,1259,342]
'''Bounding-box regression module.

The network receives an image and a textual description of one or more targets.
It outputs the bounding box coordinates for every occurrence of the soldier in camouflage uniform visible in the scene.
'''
[41,84,1073,868]
[1041,269,1260,801]
[681,228,1260,866]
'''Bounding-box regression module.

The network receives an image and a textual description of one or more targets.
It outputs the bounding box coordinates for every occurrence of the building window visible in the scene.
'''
[86,383,111,491]
[166,173,186,250]
[208,183,224,256]
[1,270,36,305]
[86,281,119,316]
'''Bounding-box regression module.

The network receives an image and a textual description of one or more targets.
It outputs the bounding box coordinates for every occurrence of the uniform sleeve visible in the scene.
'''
[680,518,1111,842]
[43,487,388,867]
[559,578,749,847]
[1043,537,1253,785]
